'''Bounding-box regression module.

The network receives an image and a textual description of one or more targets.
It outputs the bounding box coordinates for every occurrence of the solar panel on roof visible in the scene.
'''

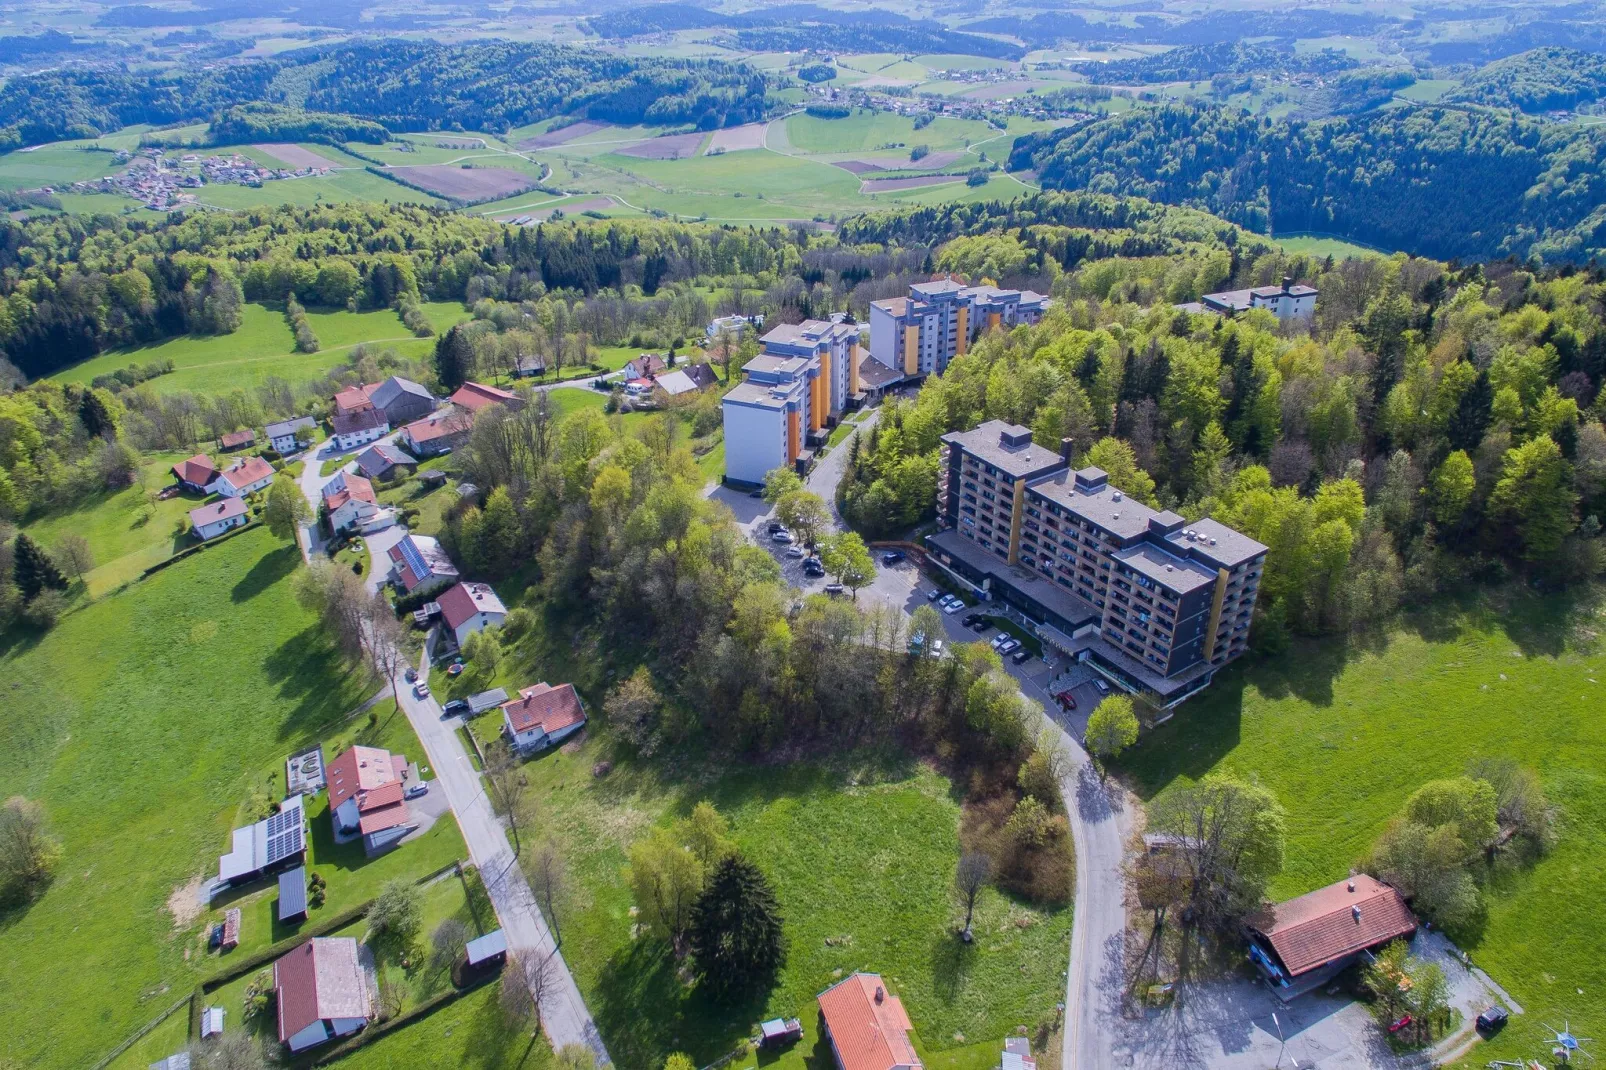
[264,809,305,866]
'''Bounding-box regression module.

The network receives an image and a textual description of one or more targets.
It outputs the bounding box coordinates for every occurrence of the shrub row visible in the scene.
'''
[287,292,320,353]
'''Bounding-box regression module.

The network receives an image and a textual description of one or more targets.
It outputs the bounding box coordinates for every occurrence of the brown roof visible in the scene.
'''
[819,973,921,1070]
[217,455,274,490]
[626,353,668,377]
[332,407,386,436]
[450,382,518,412]
[403,410,471,444]
[220,429,256,448]
[326,745,406,812]
[502,682,586,736]
[438,582,507,630]
[323,473,376,510]
[172,454,218,486]
[274,937,369,1043]
[1252,875,1416,977]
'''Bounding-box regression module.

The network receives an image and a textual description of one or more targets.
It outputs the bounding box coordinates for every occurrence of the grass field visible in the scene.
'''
[1117,586,1606,1066]
[1275,232,1391,259]
[336,982,554,1070]
[0,527,464,1070]
[517,727,1070,1070]
[49,301,469,395]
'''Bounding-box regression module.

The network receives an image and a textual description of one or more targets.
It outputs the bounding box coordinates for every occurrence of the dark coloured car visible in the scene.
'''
[970,618,992,632]
[882,550,905,565]
[767,520,785,533]
[404,667,418,683]
[1476,1006,1508,1033]
[1011,649,1032,665]
[443,699,470,716]
[961,614,982,627]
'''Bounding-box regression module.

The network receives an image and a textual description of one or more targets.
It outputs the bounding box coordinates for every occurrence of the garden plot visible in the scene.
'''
[615,131,708,159]
[252,143,338,168]
[704,123,768,153]
[388,164,542,201]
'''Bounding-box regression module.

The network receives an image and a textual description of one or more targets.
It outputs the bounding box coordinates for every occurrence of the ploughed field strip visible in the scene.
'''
[387,164,542,200]
[614,132,708,159]
[516,120,611,149]
[860,175,965,193]
[253,143,339,168]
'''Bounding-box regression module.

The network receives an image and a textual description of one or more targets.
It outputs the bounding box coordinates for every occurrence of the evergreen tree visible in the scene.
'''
[77,388,118,439]
[1446,368,1493,452]
[689,854,786,1004]
[14,533,68,600]
[434,324,475,390]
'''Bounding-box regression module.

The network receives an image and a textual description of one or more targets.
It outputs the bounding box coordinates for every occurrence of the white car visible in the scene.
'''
[937,594,959,609]
[996,638,1021,655]
[926,589,942,601]
[1093,678,1110,695]
[785,546,806,558]
[771,530,795,544]
[929,638,945,658]
[990,633,1010,650]
[942,599,964,614]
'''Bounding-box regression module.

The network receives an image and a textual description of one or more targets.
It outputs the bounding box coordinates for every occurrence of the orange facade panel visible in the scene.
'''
[848,344,861,395]
[987,311,1001,331]
[820,348,833,417]
[788,408,800,463]
[903,325,919,375]
[956,305,969,356]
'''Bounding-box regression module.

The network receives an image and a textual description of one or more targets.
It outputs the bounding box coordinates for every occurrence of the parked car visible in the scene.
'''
[1476,1006,1509,1033]
[970,618,992,632]
[824,583,845,595]
[1387,1015,1413,1035]
[443,699,470,716]
[767,520,785,533]
[803,558,825,576]
[882,550,905,565]
[1093,678,1110,695]
[785,546,805,558]
[929,638,945,658]
[942,599,965,614]
[1010,649,1032,665]
[961,613,981,626]
[997,638,1021,655]
[1057,691,1077,710]
[990,633,1011,650]
[404,783,429,800]
[926,588,942,601]
[771,530,795,544]
[404,667,418,683]
[413,682,431,698]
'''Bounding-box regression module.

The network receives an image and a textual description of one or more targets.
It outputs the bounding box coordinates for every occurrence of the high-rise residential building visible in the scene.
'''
[868,278,1051,380]
[721,317,862,486]
[925,420,1267,709]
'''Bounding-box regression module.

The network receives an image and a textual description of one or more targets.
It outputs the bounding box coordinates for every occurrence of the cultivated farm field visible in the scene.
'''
[1120,587,1606,1067]
[388,163,545,201]
[0,528,465,1070]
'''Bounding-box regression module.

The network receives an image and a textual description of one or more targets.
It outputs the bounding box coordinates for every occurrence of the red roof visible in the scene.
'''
[502,682,586,736]
[332,407,385,437]
[819,973,921,1070]
[626,353,668,377]
[218,456,274,491]
[1253,875,1417,977]
[333,384,378,415]
[274,937,369,1043]
[438,582,507,630]
[326,745,406,811]
[323,473,376,510]
[450,382,518,412]
[220,429,255,448]
[172,454,218,487]
[403,410,470,443]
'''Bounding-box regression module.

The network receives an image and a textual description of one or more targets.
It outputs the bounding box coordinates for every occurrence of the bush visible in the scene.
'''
[806,103,852,119]
[21,589,66,632]
[966,168,989,187]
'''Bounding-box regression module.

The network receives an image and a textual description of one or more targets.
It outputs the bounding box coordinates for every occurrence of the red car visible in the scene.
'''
[1056,691,1077,710]
[1388,1015,1413,1034]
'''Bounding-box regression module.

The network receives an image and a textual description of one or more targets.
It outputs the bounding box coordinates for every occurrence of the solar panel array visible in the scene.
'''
[399,536,430,579]
[264,807,305,866]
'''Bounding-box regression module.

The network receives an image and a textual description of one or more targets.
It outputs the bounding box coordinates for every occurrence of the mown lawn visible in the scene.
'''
[337,981,553,1070]
[521,735,1071,1070]
[1117,587,1606,1066]
[0,528,462,1070]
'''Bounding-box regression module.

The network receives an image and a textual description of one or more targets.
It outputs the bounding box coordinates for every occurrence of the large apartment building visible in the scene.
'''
[925,420,1267,709]
[869,278,1051,380]
[721,317,862,486]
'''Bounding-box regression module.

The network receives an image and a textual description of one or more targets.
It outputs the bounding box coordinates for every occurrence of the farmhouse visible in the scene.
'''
[266,416,317,454]
[401,408,472,456]
[623,353,668,380]
[1247,875,1417,999]
[171,454,220,493]
[332,385,375,417]
[189,497,249,541]
[449,381,523,413]
[438,581,507,646]
[216,793,306,887]
[273,937,373,1052]
[331,406,388,451]
[366,376,436,426]
[500,682,587,754]
[210,456,275,498]
[326,745,418,857]
[387,533,459,594]
[321,472,390,533]
[219,429,255,451]
[655,362,720,397]
[355,440,417,482]
[818,972,921,1070]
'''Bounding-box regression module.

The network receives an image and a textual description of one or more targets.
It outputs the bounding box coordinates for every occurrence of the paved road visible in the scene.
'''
[397,651,611,1063]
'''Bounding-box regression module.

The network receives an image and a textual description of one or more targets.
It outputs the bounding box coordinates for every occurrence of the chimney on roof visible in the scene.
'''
[1060,437,1074,463]
[1352,904,1362,922]
[1348,878,1356,893]
[1282,275,1293,293]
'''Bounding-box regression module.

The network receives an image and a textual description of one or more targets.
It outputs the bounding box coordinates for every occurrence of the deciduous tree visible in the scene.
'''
[1084,695,1139,777]
[263,474,309,541]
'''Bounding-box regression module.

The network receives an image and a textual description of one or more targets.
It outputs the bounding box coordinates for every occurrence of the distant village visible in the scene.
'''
[55,147,334,211]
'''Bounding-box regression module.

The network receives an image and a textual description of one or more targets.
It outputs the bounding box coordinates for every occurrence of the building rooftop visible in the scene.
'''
[725,380,798,410]
[172,454,218,486]
[217,456,274,490]
[502,682,586,737]
[818,973,921,1070]
[743,353,811,377]
[857,351,904,390]
[326,745,406,812]
[871,296,909,317]
[275,937,370,1044]
[450,382,518,412]
[911,278,965,296]
[1250,875,1416,978]
[368,376,432,410]
[265,416,315,439]
[1111,543,1218,595]
[332,406,385,436]
[1027,468,1163,541]
[1164,517,1268,570]
[438,582,506,630]
[942,420,1065,480]
[189,497,247,529]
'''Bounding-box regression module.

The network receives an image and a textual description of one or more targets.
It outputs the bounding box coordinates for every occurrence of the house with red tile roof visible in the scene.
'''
[818,973,921,1070]
[321,472,390,533]
[219,428,256,451]
[401,408,473,456]
[623,353,668,380]
[450,381,523,413]
[326,745,417,856]
[210,455,275,498]
[438,581,507,646]
[1247,874,1416,997]
[274,937,372,1052]
[332,383,379,417]
[386,533,458,595]
[331,406,388,451]
[171,453,220,493]
[501,682,587,754]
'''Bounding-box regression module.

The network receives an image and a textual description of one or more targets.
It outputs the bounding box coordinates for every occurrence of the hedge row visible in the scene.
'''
[309,971,498,1066]
[200,897,376,996]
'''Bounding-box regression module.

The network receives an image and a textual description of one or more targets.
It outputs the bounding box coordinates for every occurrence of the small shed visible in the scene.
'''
[200,1006,225,1039]
[467,688,510,716]
[149,1054,191,1070]
[220,429,256,452]
[759,1017,803,1048]
[278,866,309,923]
[221,908,241,950]
[465,929,508,968]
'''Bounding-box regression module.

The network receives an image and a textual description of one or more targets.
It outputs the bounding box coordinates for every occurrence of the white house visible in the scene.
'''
[210,456,275,498]
[273,937,372,1053]
[331,407,388,451]
[386,533,458,594]
[706,312,762,340]
[325,745,416,857]
[322,472,390,533]
[438,582,507,646]
[266,416,317,454]
[1198,276,1317,320]
[500,682,587,755]
[190,497,249,540]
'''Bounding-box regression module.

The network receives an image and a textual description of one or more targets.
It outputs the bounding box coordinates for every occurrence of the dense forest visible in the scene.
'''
[1012,104,1606,265]
[1445,47,1606,114]
[0,39,777,149]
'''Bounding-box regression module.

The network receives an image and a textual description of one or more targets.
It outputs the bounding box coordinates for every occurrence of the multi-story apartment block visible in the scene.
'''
[925,420,1267,709]
[721,317,863,486]
[868,278,1051,380]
